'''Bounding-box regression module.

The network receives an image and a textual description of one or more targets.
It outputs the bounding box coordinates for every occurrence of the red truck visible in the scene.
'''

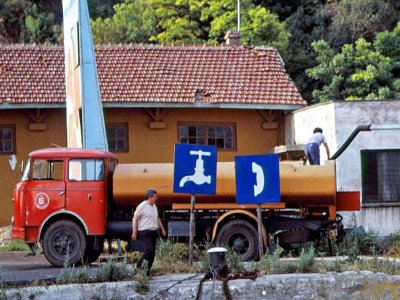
[12,146,359,267]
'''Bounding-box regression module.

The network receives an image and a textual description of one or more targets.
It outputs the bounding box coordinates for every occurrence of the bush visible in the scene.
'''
[152,239,204,274]
[258,245,284,274]
[96,256,133,282]
[298,246,315,273]
[380,231,400,257]
[335,227,379,261]
[226,247,244,273]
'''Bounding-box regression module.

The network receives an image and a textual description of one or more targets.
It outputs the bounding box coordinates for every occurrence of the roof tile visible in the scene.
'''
[0,44,305,106]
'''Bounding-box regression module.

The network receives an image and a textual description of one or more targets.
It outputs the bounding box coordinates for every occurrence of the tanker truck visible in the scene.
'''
[11,143,360,267]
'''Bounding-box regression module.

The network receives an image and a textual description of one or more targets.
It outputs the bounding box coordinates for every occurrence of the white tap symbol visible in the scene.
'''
[179,150,212,187]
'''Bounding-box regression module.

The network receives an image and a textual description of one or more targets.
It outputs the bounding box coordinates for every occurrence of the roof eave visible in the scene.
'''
[103,102,306,111]
[0,102,306,111]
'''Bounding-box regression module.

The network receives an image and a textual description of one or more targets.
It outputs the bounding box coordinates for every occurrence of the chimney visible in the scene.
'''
[224,30,241,46]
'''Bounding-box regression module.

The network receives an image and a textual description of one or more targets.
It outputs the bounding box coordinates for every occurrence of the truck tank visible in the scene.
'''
[112,160,336,208]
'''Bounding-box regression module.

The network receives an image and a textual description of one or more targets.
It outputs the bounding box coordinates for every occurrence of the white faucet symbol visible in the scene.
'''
[179,150,212,187]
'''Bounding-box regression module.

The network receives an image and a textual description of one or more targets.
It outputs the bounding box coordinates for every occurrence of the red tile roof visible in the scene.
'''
[0,44,306,108]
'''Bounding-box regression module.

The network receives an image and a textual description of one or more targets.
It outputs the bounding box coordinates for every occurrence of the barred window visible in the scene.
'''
[362,149,400,204]
[106,123,128,152]
[178,122,236,151]
[0,125,16,155]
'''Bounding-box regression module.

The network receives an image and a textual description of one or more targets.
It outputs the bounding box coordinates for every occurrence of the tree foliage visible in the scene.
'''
[91,0,157,44]
[324,0,398,49]
[307,22,400,102]
[0,0,60,43]
[1,0,400,104]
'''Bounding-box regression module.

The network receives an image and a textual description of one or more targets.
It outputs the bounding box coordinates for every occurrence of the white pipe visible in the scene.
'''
[370,124,400,131]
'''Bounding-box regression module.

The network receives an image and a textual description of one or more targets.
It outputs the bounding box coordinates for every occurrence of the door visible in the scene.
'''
[66,158,106,235]
[25,159,66,228]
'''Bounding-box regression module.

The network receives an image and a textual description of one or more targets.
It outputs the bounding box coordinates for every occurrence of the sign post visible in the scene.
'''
[256,205,263,260]
[235,154,280,259]
[173,144,217,264]
[189,194,195,264]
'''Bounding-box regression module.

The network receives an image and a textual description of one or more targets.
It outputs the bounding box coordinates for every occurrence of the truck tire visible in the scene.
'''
[215,219,259,261]
[42,220,86,267]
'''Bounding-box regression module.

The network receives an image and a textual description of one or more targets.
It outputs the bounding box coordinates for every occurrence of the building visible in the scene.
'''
[0,44,306,226]
[288,100,400,236]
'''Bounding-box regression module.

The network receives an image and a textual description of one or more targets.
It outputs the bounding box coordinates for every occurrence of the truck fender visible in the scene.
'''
[39,210,89,239]
[211,209,268,248]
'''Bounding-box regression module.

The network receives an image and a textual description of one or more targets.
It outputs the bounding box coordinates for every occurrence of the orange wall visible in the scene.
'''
[0,107,285,225]
[106,107,285,163]
[0,109,66,226]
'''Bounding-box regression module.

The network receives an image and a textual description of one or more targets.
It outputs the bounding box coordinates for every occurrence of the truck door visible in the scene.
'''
[25,159,66,228]
[66,158,106,235]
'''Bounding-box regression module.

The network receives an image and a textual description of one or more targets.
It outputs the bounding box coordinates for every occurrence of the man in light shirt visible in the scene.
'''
[304,127,330,165]
[132,189,166,276]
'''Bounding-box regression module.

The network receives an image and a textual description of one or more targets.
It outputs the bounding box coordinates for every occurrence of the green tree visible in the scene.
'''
[241,6,289,52]
[151,0,207,44]
[284,0,327,103]
[202,0,289,53]
[25,4,61,44]
[0,0,62,44]
[306,33,399,102]
[91,0,157,44]
[323,0,399,49]
[0,0,31,43]
[88,0,123,19]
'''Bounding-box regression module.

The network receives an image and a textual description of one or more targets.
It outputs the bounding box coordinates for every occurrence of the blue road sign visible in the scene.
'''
[173,144,217,195]
[235,154,280,204]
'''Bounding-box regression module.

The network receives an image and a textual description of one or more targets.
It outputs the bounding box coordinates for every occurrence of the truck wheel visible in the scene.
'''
[43,220,86,267]
[215,219,259,261]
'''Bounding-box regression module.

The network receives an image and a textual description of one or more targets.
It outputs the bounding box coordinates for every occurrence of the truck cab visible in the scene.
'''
[12,147,117,266]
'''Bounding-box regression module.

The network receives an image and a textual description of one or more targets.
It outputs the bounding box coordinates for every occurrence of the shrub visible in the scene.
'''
[96,256,132,282]
[380,231,400,257]
[258,245,284,274]
[226,247,244,273]
[335,228,379,261]
[152,239,203,274]
[298,246,315,273]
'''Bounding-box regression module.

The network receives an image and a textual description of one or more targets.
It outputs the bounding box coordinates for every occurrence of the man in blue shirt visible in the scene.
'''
[304,127,330,165]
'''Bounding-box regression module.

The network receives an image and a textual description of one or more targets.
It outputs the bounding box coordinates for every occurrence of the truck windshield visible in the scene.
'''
[20,158,31,182]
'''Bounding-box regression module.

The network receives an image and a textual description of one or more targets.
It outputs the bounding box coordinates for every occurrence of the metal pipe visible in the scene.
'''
[330,124,400,160]
[330,125,371,160]
[370,124,400,131]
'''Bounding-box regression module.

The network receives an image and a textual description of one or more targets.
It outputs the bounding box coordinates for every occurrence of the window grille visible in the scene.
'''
[362,149,400,203]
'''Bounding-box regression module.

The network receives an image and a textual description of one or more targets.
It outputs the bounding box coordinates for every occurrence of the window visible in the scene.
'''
[32,160,63,181]
[361,149,400,204]
[106,123,128,152]
[0,125,16,155]
[178,122,236,151]
[69,159,104,181]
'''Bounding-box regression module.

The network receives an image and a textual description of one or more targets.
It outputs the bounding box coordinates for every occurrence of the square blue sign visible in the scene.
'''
[173,144,217,195]
[235,154,280,204]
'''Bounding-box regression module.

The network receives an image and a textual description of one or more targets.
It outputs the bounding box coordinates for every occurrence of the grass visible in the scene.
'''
[0,240,30,252]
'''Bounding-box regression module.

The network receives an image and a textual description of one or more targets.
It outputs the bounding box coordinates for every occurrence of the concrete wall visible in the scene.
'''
[0,107,284,226]
[290,100,400,235]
